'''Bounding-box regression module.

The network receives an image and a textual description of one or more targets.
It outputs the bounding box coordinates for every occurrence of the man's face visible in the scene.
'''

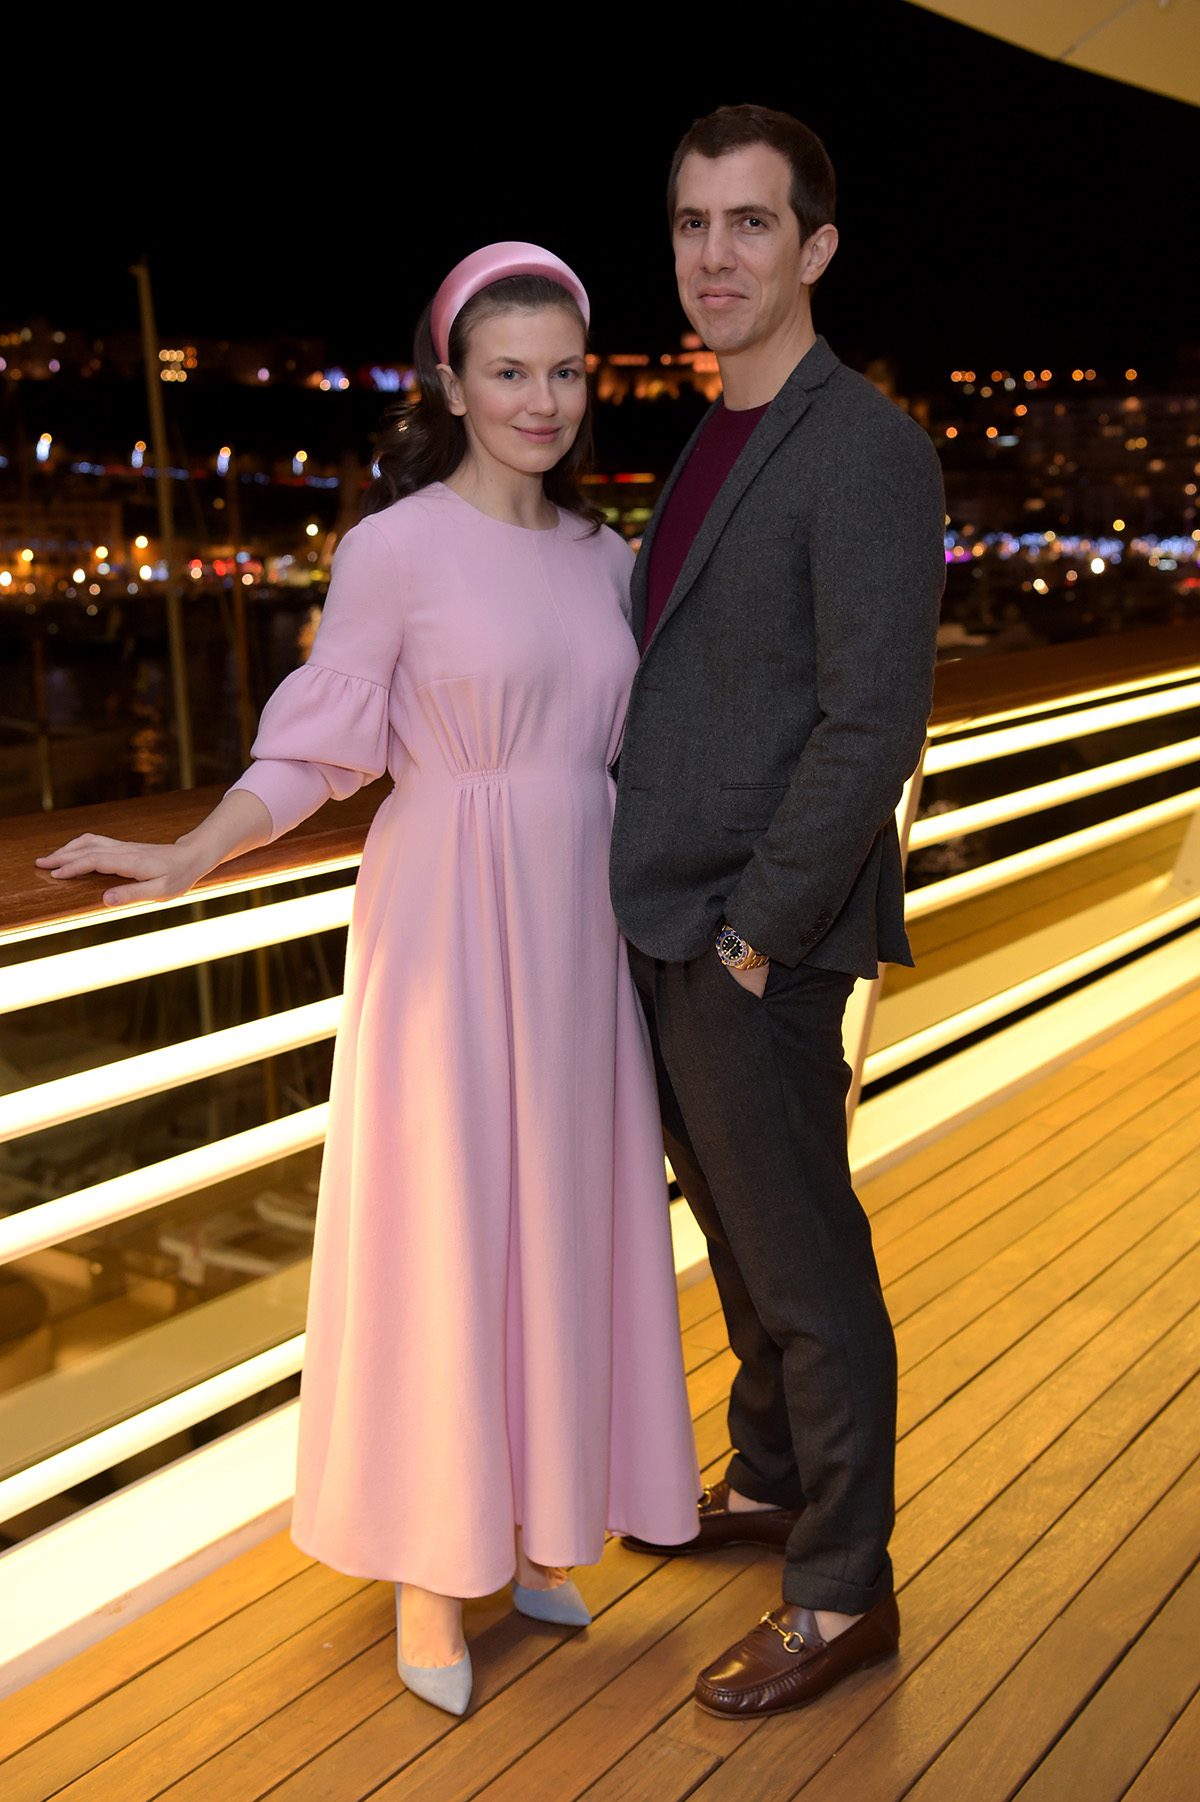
[672,144,810,356]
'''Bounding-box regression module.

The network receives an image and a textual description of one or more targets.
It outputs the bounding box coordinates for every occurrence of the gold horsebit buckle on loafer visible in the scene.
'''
[761,1611,806,1653]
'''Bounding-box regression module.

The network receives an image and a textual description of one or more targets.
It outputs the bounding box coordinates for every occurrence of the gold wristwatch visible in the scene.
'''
[715,924,768,971]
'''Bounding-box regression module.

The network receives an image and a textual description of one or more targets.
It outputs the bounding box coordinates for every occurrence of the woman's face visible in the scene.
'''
[441,305,589,481]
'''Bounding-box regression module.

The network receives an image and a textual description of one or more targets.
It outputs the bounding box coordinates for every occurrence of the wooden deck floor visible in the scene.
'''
[3,984,1199,1801]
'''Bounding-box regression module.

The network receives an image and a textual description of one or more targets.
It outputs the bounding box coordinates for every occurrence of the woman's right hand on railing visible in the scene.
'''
[35,836,209,907]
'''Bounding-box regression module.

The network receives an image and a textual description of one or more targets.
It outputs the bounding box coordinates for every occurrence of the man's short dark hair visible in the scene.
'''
[667,103,837,242]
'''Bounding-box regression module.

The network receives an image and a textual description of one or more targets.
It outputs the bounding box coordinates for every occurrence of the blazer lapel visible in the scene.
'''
[639,335,841,661]
[630,401,717,646]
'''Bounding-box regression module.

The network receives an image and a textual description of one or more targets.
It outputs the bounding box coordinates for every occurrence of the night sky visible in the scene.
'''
[8,5,1199,389]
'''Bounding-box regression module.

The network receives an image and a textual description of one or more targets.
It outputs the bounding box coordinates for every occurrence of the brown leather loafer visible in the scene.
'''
[621,1479,801,1557]
[694,1592,900,1717]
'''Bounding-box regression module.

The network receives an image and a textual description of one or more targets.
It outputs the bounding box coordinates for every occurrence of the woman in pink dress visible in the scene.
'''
[37,243,700,1717]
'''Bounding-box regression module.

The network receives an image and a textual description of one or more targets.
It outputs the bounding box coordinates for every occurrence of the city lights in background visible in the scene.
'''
[2,320,1195,616]
[158,347,193,383]
[941,527,1198,569]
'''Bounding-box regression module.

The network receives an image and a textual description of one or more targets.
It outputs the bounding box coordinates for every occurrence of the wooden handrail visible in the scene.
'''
[1,781,386,944]
[929,622,1200,732]
[4,622,1199,943]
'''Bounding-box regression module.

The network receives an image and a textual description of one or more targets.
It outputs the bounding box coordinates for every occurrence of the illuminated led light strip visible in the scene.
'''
[0,1105,328,1267]
[905,787,1200,921]
[0,855,361,951]
[0,998,341,1144]
[864,893,1200,1083]
[0,1336,305,1528]
[924,681,1200,775]
[0,1403,300,1694]
[909,735,1200,851]
[1,888,354,1017]
[928,661,1200,740]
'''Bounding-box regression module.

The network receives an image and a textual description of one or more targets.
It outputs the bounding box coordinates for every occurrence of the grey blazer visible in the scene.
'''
[609,335,946,980]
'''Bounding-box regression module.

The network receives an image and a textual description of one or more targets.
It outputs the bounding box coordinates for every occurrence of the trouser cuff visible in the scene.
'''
[781,1555,894,1615]
[725,1454,804,1511]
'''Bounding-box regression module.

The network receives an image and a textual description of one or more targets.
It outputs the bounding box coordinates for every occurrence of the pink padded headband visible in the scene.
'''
[431,241,591,365]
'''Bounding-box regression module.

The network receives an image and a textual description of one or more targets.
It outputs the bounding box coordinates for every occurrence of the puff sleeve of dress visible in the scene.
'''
[226,516,405,844]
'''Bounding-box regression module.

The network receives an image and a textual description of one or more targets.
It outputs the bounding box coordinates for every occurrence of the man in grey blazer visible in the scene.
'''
[611,103,946,1716]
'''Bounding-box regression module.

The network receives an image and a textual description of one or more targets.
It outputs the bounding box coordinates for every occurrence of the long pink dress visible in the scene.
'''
[227,481,701,1593]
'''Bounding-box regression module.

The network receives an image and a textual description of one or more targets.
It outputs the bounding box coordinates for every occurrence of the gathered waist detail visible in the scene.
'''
[451,766,509,785]
[387,762,618,805]
[435,763,614,787]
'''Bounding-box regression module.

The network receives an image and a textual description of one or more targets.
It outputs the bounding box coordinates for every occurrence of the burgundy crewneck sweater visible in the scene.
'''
[641,398,769,652]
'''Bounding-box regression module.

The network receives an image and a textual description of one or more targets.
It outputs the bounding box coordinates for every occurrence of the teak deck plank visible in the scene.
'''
[903,1474,1200,1800]
[894,1118,1200,1429]
[1119,1684,1200,1802]
[996,1562,1200,1802]
[880,1043,1200,1296]
[895,1184,1200,1508]
[0,1565,370,1802]
[54,1584,397,1802]
[895,1275,1200,1587]
[865,991,1200,1252]
[2,986,1198,1801]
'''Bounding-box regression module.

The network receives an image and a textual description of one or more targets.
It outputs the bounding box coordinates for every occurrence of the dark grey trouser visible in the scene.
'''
[628,942,896,1615]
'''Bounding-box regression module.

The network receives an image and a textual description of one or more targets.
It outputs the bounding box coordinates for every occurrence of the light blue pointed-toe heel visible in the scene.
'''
[395,1586,473,1716]
[512,1577,592,1627]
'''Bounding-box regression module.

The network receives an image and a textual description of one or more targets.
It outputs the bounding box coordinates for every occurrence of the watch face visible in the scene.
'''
[717,927,746,964]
